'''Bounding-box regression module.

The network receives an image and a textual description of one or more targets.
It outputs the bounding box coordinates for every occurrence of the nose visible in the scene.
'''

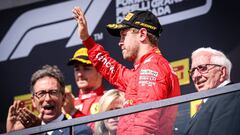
[119,35,125,46]
[76,69,84,77]
[118,42,123,47]
[44,93,52,101]
[77,71,82,76]
[191,69,201,80]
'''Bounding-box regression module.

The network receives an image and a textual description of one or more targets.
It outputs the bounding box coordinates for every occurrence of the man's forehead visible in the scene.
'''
[192,55,211,67]
[120,28,132,34]
[74,62,93,67]
[34,77,59,90]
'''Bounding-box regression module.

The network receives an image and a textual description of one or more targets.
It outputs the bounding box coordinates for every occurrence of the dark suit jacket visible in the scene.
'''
[50,124,92,135]
[38,116,93,135]
[184,89,240,135]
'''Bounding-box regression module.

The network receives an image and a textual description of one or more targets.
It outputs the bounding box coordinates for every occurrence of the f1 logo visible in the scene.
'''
[0,0,111,62]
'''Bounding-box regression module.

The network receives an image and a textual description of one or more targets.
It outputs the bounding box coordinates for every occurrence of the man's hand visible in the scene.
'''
[6,101,25,132]
[18,108,41,128]
[62,89,76,115]
[72,6,90,41]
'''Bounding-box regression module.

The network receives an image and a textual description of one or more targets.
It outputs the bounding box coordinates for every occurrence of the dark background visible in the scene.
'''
[0,0,239,133]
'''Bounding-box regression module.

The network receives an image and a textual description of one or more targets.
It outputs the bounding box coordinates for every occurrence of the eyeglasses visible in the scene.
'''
[188,64,222,76]
[33,89,62,100]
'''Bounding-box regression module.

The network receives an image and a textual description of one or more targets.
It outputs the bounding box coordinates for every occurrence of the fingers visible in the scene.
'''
[13,100,24,112]
[18,108,41,128]
[8,105,15,116]
[23,108,41,126]
[39,108,45,120]
[72,6,89,41]
[71,93,75,99]
[72,6,86,24]
[8,101,24,120]
[7,101,27,132]
[18,108,31,127]
[65,92,75,102]
[23,108,36,120]
[72,6,81,17]
[77,7,86,24]
[72,7,79,20]
[7,105,17,122]
[62,93,75,114]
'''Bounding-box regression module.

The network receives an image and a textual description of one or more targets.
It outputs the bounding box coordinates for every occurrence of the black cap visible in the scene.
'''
[106,10,162,37]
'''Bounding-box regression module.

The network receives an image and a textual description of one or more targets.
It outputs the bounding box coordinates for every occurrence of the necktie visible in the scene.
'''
[196,99,204,112]
[191,99,204,118]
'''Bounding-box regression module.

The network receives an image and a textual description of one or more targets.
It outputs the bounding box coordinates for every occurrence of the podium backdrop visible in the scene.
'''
[0,0,239,133]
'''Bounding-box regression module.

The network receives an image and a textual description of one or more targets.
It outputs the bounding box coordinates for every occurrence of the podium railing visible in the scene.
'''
[2,83,240,135]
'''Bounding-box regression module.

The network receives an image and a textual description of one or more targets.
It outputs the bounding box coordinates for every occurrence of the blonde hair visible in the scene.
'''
[95,89,125,135]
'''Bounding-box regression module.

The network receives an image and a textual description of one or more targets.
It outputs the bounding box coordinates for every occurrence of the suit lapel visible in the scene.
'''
[51,128,68,135]
[50,115,69,135]
[185,110,200,133]
[185,99,211,134]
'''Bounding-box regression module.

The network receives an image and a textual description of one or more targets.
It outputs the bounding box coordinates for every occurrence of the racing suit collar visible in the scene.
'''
[134,47,161,69]
[78,85,105,100]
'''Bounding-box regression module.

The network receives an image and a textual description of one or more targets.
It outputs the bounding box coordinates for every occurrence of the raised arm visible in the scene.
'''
[72,6,90,41]
[6,101,25,132]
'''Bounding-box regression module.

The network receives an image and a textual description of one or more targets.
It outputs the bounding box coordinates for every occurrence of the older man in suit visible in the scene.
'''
[6,65,92,135]
[184,47,240,135]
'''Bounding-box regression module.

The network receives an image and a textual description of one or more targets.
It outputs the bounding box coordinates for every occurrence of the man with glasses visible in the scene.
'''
[184,47,240,135]
[72,7,181,135]
[6,65,93,134]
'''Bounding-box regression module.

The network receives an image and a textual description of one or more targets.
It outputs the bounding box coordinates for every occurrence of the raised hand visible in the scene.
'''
[6,101,25,132]
[18,108,41,128]
[62,89,76,115]
[72,6,90,41]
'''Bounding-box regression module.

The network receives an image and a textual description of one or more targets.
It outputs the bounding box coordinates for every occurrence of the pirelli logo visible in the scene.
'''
[170,58,190,86]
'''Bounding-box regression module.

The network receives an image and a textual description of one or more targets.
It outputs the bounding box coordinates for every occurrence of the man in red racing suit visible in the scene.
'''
[73,8,181,135]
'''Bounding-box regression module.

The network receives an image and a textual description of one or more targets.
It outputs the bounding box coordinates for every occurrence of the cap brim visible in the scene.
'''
[67,58,92,65]
[106,23,130,37]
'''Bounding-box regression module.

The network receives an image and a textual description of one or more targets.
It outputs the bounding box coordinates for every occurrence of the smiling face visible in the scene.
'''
[32,76,65,123]
[191,52,226,91]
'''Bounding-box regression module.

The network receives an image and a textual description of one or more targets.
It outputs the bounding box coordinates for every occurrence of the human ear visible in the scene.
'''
[220,66,227,81]
[138,28,148,41]
[31,96,37,109]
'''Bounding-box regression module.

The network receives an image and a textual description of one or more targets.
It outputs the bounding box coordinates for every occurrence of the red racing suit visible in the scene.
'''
[83,37,181,135]
[72,85,105,118]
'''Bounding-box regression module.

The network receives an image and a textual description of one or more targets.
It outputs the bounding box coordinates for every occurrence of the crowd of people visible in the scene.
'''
[5,6,239,135]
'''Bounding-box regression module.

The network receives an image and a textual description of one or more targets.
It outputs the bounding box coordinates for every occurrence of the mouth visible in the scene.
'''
[195,80,206,89]
[43,104,55,110]
[122,49,126,54]
[196,80,205,85]
[109,121,119,126]
[77,77,88,82]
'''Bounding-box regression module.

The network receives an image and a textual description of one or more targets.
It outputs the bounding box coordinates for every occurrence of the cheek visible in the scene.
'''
[104,120,110,129]
[207,76,219,87]
[74,72,78,79]
[88,72,99,80]
[33,100,41,110]
[124,36,135,45]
